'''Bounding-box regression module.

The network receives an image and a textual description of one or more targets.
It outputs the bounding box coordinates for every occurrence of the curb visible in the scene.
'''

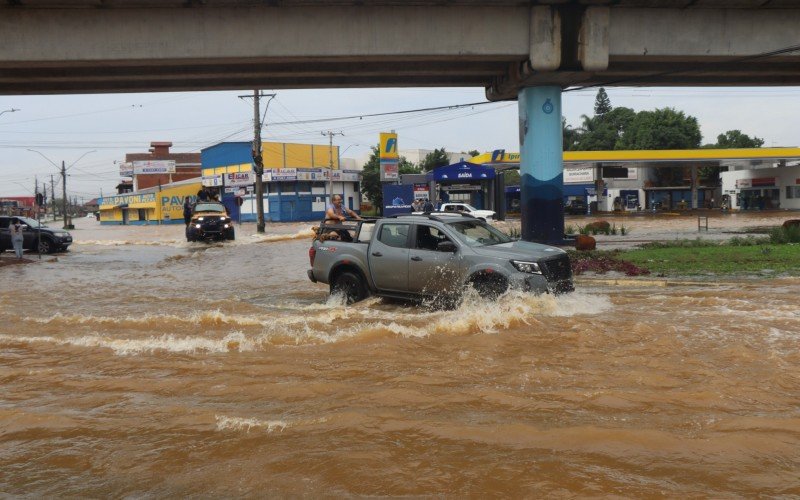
[575,277,730,287]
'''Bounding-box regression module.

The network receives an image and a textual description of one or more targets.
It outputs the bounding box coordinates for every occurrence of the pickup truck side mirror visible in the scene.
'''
[437,240,457,252]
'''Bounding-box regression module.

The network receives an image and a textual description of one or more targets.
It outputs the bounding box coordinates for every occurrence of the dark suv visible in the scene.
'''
[0,216,73,254]
[186,202,235,242]
[564,199,587,215]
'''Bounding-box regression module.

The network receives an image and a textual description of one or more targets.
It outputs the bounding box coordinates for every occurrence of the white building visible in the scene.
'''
[721,163,800,210]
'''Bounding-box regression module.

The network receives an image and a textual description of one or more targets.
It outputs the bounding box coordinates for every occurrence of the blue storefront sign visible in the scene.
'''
[382,184,414,217]
[433,161,495,181]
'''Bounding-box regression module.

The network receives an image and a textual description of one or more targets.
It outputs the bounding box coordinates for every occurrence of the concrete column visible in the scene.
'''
[691,165,699,209]
[518,86,564,244]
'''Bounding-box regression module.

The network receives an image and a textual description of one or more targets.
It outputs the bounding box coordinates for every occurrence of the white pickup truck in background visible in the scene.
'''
[414,203,495,221]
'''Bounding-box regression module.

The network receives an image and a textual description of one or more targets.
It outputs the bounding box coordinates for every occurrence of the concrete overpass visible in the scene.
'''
[2,0,800,242]
[1,1,799,96]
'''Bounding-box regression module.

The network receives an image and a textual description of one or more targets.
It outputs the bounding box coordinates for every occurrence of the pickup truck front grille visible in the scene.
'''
[540,254,572,282]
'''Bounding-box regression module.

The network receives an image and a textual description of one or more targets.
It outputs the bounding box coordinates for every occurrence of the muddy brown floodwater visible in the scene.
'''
[1,216,799,497]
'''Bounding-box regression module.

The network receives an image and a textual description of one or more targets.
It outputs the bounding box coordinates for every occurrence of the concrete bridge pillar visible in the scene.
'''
[518,86,564,244]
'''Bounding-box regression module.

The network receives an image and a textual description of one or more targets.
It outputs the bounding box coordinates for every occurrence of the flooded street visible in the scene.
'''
[1,215,799,497]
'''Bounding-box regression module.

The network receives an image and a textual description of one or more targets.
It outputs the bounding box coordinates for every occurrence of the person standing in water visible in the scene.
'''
[11,220,24,259]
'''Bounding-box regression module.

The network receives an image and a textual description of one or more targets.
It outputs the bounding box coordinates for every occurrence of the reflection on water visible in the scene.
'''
[1,219,799,497]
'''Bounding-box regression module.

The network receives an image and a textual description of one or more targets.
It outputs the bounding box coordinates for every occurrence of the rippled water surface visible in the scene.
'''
[1,218,799,497]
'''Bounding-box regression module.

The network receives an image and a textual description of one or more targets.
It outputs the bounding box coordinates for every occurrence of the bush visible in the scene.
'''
[769,225,800,244]
[569,253,650,276]
[729,235,769,246]
[641,238,718,249]
[565,224,576,235]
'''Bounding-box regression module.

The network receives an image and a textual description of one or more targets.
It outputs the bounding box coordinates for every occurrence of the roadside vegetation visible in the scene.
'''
[569,225,800,277]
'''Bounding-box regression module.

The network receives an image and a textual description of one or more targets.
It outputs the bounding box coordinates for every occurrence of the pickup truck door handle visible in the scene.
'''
[371,251,383,257]
[410,256,423,261]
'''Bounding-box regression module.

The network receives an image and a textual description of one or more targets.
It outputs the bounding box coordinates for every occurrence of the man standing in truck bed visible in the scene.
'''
[325,195,362,223]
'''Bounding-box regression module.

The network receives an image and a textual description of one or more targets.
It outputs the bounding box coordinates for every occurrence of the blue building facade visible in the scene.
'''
[200,142,361,223]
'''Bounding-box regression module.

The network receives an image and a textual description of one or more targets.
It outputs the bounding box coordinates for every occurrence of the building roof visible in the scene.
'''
[471,148,800,170]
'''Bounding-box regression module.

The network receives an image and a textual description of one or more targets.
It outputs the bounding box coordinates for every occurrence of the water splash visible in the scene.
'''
[215,415,288,433]
[5,291,612,355]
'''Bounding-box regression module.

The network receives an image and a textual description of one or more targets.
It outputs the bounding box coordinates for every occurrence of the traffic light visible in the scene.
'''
[35,192,44,206]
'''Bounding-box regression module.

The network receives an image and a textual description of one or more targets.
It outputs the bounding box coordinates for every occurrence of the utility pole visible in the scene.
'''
[28,148,94,228]
[61,160,69,229]
[51,175,56,221]
[322,130,344,204]
[240,90,276,233]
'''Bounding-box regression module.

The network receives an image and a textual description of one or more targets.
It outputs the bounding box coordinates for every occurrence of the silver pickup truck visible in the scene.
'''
[307,213,573,304]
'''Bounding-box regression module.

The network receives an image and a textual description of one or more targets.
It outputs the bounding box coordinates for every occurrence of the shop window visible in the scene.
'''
[786,186,800,199]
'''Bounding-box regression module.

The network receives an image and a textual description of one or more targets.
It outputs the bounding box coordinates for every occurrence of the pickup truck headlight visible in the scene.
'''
[511,260,542,274]
[197,216,204,221]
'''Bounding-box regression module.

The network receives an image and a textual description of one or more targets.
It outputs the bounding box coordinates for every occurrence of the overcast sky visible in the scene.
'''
[2,86,799,200]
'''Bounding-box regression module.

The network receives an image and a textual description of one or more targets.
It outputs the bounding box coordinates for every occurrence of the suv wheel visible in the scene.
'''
[38,238,53,254]
[331,271,368,305]
[470,274,508,300]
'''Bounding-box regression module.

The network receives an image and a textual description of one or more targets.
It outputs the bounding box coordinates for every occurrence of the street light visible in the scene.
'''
[27,149,96,229]
[0,108,20,118]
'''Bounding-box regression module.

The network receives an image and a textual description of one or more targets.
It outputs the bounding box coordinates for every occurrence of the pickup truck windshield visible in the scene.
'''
[446,220,512,247]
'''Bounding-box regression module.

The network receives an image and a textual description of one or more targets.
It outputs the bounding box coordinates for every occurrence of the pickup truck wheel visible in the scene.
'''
[331,271,368,305]
[470,275,508,300]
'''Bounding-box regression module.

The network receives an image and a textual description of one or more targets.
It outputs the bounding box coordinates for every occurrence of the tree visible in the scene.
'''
[567,107,635,151]
[699,130,763,182]
[617,108,701,186]
[562,117,581,151]
[594,87,612,116]
[467,149,480,158]
[360,146,419,214]
[617,108,701,150]
[419,147,450,171]
[360,146,382,209]
[711,130,764,149]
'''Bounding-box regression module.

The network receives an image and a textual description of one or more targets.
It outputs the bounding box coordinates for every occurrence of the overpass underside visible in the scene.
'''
[4,56,800,96]
[1,2,800,96]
